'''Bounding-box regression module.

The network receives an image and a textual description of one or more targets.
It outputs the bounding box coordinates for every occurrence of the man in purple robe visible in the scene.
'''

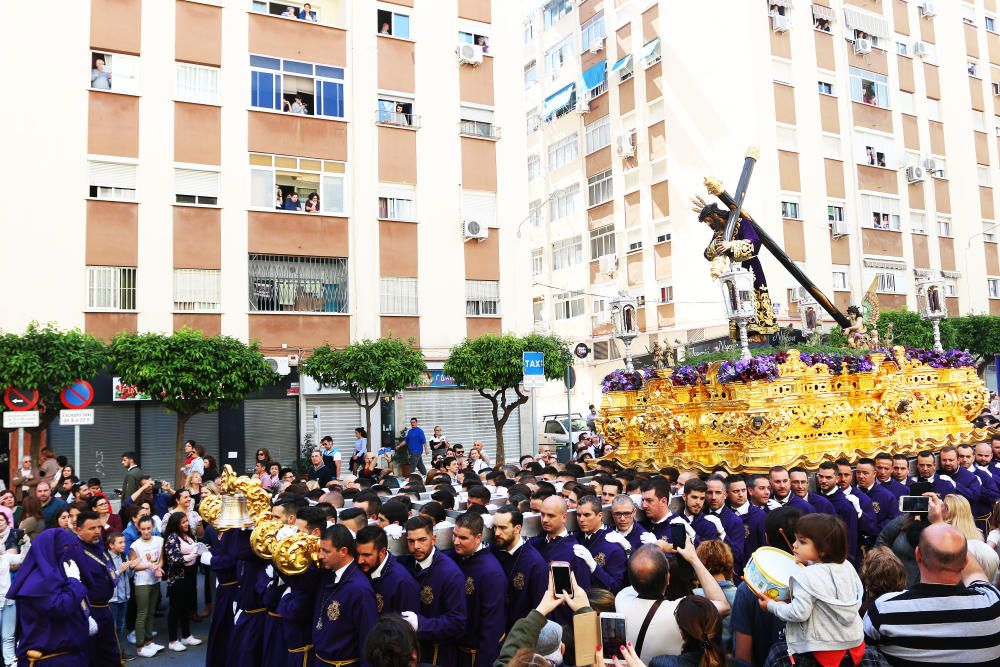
[398,516,467,667]
[450,512,505,667]
[72,510,122,667]
[528,496,592,626]
[835,459,879,549]
[356,523,419,616]
[610,496,648,552]
[874,453,909,500]
[766,467,815,515]
[789,467,836,515]
[312,525,378,667]
[206,527,239,667]
[910,451,958,499]
[225,529,271,667]
[278,507,326,667]
[854,458,901,532]
[491,505,548,633]
[572,496,628,593]
[816,462,861,564]
[639,478,673,540]
[940,446,986,510]
[8,529,91,666]
[666,479,724,549]
[726,476,768,555]
[704,478,746,570]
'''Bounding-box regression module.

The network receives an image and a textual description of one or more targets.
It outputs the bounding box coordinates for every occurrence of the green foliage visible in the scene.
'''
[301,337,427,441]
[943,314,1000,370]
[875,310,934,349]
[682,343,870,369]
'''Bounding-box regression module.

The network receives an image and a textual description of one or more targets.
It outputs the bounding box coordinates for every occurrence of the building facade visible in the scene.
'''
[1,0,531,481]
[523,0,1000,416]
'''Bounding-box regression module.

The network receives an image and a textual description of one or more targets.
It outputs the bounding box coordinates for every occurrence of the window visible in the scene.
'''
[969,61,980,78]
[458,31,490,54]
[251,2,327,23]
[533,298,544,323]
[377,96,416,127]
[590,225,616,259]
[639,38,661,68]
[864,145,888,168]
[832,269,849,291]
[896,41,909,56]
[524,61,538,88]
[250,55,345,118]
[466,280,499,316]
[910,211,926,234]
[175,168,220,206]
[460,106,500,139]
[780,201,800,219]
[380,277,418,315]
[550,185,579,220]
[378,185,416,221]
[588,170,613,207]
[462,190,497,227]
[581,12,607,51]
[176,64,219,105]
[248,254,348,313]
[543,0,572,29]
[989,280,1000,299]
[174,269,221,311]
[987,16,997,33]
[87,266,136,310]
[985,229,997,242]
[853,28,881,49]
[377,9,410,38]
[548,134,579,171]
[849,67,889,108]
[944,282,957,297]
[938,218,953,237]
[876,272,898,293]
[249,153,346,214]
[529,200,543,227]
[585,116,611,154]
[527,109,541,133]
[862,194,900,230]
[612,54,634,82]
[963,4,976,26]
[817,81,833,95]
[89,161,137,201]
[812,5,833,32]
[658,284,674,304]
[627,230,643,253]
[90,51,139,94]
[655,229,672,244]
[531,248,543,276]
[544,36,574,77]
[554,291,584,319]
[527,155,541,181]
[524,21,535,43]
[551,235,583,270]
[828,204,845,222]
[592,339,621,360]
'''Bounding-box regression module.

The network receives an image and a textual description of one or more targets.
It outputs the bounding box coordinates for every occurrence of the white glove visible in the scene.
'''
[702,515,726,542]
[385,524,404,539]
[400,611,419,631]
[200,551,213,566]
[88,616,98,636]
[639,532,658,545]
[63,560,81,581]
[572,544,597,572]
[605,532,631,552]
[266,565,275,578]
[282,587,291,598]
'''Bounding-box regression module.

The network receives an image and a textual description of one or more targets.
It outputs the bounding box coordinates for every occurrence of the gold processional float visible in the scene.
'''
[595,150,993,473]
[199,464,321,574]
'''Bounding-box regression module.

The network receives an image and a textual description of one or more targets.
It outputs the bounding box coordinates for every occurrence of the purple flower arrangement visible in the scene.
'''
[601,369,645,393]
[717,356,781,384]
[671,365,700,386]
[905,348,975,369]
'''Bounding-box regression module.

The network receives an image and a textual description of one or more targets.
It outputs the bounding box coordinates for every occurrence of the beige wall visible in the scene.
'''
[912,235,930,268]
[862,228,903,257]
[924,64,941,99]
[461,138,497,191]
[176,1,221,66]
[86,201,137,266]
[379,127,417,184]
[935,179,951,213]
[976,132,991,166]
[248,13,346,66]
[902,114,920,150]
[381,317,420,346]
[174,314,221,336]
[857,165,898,194]
[893,0,909,35]
[815,31,835,70]
[654,241,672,280]
[831,236,851,264]
[459,56,495,106]
[908,182,925,210]
[249,314,350,349]
[819,94,840,134]
[466,317,501,338]
[378,37,415,93]
[897,56,915,93]
[248,112,348,160]
[586,146,612,176]
[86,313,138,341]
[825,159,845,198]
[173,207,221,269]
[619,77,635,115]
[625,191,641,228]
[651,181,669,219]
[647,121,666,161]
[464,233,500,280]
[778,151,800,192]
[783,219,805,261]
[966,24,980,59]
[645,62,663,101]
[91,0,141,54]
[248,212,349,257]
[458,0,490,22]
[175,103,220,165]
[380,221,418,277]
[940,237,956,271]
[929,121,945,155]
[774,83,796,126]
[89,92,139,158]
[982,186,996,219]
[642,4,658,42]
[852,103,893,133]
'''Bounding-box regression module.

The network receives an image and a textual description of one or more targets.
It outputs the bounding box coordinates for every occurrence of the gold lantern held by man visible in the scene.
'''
[250,518,284,559]
[273,532,320,576]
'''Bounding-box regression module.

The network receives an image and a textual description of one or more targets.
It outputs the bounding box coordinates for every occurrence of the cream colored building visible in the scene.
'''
[523,0,1000,416]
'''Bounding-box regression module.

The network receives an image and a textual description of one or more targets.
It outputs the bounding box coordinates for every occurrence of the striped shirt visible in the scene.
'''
[863,580,1000,666]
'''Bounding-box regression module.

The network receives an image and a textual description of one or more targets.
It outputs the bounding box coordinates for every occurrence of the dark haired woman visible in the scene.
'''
[163,512,203,651]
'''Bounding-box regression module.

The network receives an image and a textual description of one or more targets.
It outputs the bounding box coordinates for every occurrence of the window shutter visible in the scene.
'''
[379,184,416,201]
[175,169,220,197]
[461,191,497,227]
[459,106,495,123]
[113,54,141,95]
[89,161,137,189]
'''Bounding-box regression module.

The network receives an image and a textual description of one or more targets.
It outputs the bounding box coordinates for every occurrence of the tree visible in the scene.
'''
[444,332,571,465]
[943,314,1000,374]
[300,337,427,448]
[0,322,109,461]
[875,310,935,349]
[110,329,278,487]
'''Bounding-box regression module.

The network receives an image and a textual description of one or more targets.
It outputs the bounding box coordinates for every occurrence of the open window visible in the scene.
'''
[855,130,894,169]
[250,55,345,119]
[459,31,490,54]
[849,67,889,108]
[862,194,900,231]
[90,51,139,94]
[89,160,137,201]
[250,153,346,215]
[377,7,410,38]
[251,1,344,25]
[459,105,500,139]
[377,95,416,127]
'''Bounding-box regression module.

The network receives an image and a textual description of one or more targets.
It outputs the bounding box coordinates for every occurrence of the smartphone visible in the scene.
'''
[899,495,930,513]
[599,613,628,659]
[670,522,688,549]
[551,561,572,596]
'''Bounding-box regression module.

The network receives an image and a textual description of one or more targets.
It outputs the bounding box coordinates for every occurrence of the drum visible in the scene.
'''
[742,547,802,602]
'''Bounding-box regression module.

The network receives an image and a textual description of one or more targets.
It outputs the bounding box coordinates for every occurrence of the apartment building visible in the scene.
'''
[1,0,531,481]
[523,0,1000,415]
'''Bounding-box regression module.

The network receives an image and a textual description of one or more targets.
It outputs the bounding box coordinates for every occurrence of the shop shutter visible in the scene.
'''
[47,404,135,488]
[304,396,367,456]
[402,388,521,464]
[139,406,219,483]
[244,399,299,471]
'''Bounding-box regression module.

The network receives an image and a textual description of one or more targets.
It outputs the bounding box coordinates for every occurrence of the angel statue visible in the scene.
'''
[692,195,778,339]
[844,278,881,349]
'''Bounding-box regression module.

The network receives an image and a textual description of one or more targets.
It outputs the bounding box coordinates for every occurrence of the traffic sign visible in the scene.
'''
[522,351,545,389]
[60,380,94,409]
[3,387,39,412]
[574,343,591,359]
[3,411,39,429]
[60,409,94,426]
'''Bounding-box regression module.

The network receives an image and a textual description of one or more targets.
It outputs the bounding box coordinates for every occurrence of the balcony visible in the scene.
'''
[459,120,501,140]
[248,254,348,314]
[375,110,421,129]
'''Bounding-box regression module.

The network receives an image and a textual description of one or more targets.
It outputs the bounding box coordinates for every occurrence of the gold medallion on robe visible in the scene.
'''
[420,585,434,605]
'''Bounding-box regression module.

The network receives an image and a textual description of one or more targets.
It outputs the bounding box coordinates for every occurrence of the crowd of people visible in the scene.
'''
[4,427,1000,667]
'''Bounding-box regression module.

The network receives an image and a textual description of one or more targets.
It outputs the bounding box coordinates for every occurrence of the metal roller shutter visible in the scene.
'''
[244,399,299,471]
[305,396,367,455]
[139,406,219,484]
[47,405,135,487]
[403,388,521,463]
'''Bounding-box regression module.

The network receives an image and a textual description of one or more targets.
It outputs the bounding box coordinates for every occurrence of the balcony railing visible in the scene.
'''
[586,80,608,100]
[459,120,501,140]
[248,254,348,314]
[375,110,421,129]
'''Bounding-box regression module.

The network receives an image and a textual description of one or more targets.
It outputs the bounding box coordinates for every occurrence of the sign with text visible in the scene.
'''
[59,409,94,426]
[113,377,152,401]
[3,411,39,429]
[522,351,545,388]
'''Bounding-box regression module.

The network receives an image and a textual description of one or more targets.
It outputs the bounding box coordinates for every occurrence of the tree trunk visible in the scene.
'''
[494,420,506,466]
[175,412,192,489]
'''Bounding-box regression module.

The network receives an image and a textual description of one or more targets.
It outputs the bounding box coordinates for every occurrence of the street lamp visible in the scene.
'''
[916,276,947,352]
[610,292,639,371]
[718,264,756,360]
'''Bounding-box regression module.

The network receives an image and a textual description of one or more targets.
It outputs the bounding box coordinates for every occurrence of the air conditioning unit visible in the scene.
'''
[615,135,635,158]
[599,255,618,274]
[772,15,791,33]
[588,39,604,54]
[912,41,928,58]
[576,99,590,113]
[924,157,940,173]
[462,219,489,241]
[919,2,937,18]
[831,219,850,237]
[906,165,926,183]
[457,43,484,66]
[265,356,291,376]
[854,38,872,55]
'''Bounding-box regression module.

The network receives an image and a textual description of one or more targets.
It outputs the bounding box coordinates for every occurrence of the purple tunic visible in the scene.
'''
[705,506,746,571]
[909,475,957,500]
[528,534,592,626]
[801,492,835,516]
[855,483,900,532]
[493,540,548,633]
[399,550,468,667]
[948,467,988,515]
[971,466,1000,517]
[847,487,878,548]
[226,529,271,667]
[574,528,627,593]
[370,552,419,616]
[453,549,506,667]
[820,489,860,564]
[261,567,288,667]
[879,479,909,501]
[311,562,378,667]
[277,565,320,666]
[207,529,240,667]
[617,523,648,553]
[73,539,122,667]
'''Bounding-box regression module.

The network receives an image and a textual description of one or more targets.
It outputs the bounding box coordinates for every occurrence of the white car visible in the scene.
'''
[538,414,590,447]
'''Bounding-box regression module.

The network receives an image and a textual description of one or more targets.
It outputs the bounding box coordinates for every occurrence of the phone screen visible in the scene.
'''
[670,523,688,549]
[600,616,627,658]
[900,495,930,513]
[551,562,572,595]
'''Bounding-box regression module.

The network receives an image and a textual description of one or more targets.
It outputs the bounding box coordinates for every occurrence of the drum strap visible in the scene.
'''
[634,598,665,658]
